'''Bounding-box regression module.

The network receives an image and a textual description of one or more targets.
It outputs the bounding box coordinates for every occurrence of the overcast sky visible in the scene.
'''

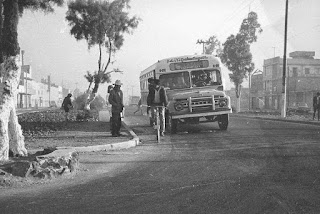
[18,0,320,100]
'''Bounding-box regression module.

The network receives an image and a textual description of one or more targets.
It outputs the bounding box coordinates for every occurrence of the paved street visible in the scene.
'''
[1,111,320,213]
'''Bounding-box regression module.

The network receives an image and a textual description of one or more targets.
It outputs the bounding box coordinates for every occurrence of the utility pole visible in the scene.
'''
[281,0,289,118]
[196,39,212,54]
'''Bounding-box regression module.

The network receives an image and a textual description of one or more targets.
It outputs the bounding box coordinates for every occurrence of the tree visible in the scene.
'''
[0,0,65,161]
[219,11,262,112]
[66,0,139,109]
[204,35,222,56]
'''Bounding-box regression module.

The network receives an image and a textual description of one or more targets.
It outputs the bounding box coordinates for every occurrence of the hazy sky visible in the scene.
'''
[18,0,320,99]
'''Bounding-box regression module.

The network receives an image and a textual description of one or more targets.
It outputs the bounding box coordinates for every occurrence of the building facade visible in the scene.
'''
[251,51,320,111]
[17,65,70,109]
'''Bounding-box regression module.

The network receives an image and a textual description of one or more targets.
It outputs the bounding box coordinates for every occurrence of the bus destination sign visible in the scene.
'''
[169,60,209,71]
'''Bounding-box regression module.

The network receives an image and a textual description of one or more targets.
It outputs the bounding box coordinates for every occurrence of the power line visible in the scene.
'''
[216,0,257,39]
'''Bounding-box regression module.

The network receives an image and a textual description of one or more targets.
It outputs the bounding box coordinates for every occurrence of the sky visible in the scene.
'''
[18,0,320,101]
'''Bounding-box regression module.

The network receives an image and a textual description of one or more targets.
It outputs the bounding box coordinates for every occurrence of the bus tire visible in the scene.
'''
[218,114,229,130]
[168,115,177,134]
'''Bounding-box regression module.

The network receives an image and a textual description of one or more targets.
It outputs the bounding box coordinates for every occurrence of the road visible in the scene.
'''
[1,111,320,213]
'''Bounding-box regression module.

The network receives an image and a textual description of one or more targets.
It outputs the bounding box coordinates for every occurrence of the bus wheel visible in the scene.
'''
[168,115,177,134]
[218,114,229,130]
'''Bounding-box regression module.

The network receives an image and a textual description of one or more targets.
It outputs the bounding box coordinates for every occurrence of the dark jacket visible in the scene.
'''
[313,95,320,108]
[148,86,168,107]
[62,96,72,111]
[108,89,124,113]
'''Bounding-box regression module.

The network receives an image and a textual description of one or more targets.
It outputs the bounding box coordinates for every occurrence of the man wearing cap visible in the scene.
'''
[108,80,124,137]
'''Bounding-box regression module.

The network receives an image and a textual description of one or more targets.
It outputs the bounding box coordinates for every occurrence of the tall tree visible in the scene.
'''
[66,0,139,109]
[0,0,64,161]
[219,11,262,112]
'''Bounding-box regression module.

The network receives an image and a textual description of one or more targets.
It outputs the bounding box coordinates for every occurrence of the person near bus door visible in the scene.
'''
[147,78,155,125]
[150,79,168,136]
[108,80,124,137]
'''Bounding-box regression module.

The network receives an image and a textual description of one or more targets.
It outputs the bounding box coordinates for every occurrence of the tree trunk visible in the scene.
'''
[0,57,27,161]
[0,0,3,63]
[2,0,20,57]
[84,92,96,111]
[235,83,242,112]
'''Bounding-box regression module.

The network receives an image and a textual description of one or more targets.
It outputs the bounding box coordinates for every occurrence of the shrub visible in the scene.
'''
[73,93,106,110]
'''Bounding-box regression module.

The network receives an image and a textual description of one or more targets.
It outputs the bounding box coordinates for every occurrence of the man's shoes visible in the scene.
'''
[160,132,165,136]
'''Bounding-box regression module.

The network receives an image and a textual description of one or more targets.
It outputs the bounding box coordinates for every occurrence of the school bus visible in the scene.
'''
[139,55,232,133]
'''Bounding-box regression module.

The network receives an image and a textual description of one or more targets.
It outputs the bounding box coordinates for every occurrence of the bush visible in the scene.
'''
[18,109,99,137]
[73,93,106,110]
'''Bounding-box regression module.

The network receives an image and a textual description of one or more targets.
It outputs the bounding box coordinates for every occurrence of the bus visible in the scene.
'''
[139,54,232,133]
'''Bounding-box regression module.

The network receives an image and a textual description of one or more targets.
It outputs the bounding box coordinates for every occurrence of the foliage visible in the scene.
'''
[204,35,222,56]
[0,0,65,63]
[220,11,262,98]
[73,93,105,110]
[18,109,99,137]
[66,0,139,93]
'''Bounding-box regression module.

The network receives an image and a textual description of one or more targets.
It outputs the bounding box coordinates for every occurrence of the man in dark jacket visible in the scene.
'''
[147,78,155,125]
[61,93,73,121]
[150,79,168,136]
[108,80,124,137]
[313,92,320,120]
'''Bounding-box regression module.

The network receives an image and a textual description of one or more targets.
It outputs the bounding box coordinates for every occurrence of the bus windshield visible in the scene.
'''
[191,69,222,87]
[159,71,190,90]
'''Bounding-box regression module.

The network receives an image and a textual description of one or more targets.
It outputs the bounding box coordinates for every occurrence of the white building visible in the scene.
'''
[17,64,69,108]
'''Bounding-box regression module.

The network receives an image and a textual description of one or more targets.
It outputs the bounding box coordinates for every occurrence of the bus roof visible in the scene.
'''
[140,54,220,77]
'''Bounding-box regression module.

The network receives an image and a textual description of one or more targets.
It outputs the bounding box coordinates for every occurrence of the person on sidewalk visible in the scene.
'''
[61,93,73,121]
[150,79,168,136]
[313,92,320,120]
[108,80,124,137]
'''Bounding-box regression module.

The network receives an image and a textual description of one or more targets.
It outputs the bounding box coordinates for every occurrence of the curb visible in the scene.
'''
[55,120,140,153]
[232,114,320,126]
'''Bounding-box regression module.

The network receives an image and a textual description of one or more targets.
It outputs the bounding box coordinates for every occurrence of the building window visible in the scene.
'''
[292,67,298,77]
[305,68,310,75]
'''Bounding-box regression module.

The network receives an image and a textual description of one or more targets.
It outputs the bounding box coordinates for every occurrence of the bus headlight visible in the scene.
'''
[219,99,227,107]
[174,102,184,111]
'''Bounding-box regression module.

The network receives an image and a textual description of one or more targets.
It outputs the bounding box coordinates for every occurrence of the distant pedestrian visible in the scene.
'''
[61,93,73,121]
[108,80,124,137]
[313,92,320,120]
[134,98,142,115]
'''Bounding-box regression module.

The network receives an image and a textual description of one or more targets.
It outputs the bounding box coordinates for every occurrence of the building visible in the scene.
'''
[251,51,320,111]
[17,65,70,109]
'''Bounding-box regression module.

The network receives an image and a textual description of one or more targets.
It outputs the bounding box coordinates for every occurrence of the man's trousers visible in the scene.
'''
[111,112,121,135]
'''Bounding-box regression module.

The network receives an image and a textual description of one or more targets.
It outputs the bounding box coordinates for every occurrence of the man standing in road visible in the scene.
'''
[61,93,73,121]
[150,79,168,136]
[313,92,320,121]
[108,80,124,137]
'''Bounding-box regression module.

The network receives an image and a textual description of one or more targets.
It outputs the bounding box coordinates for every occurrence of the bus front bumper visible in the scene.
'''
[171,110,232,119]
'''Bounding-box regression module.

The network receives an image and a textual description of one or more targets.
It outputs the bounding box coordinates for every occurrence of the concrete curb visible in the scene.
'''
[232,114,320,126]
[55,120,140,153]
